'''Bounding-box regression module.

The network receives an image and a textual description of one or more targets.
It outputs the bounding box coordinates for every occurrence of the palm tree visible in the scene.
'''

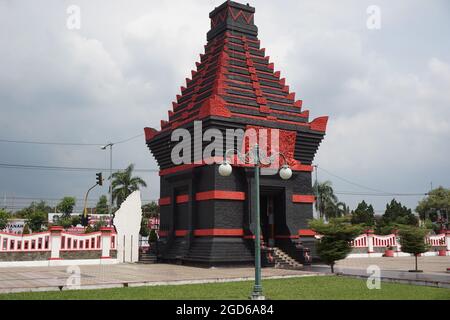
[335,202,351,217]
[314,180,338,220]
[111,164,147,208]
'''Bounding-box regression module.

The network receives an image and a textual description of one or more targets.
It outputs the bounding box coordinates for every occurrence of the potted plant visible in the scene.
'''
[438,248,447,256]
[384,245,395,257]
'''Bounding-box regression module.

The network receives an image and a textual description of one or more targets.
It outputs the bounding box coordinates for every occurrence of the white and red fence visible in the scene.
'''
[0,226,118,267]
[346,230,450,258]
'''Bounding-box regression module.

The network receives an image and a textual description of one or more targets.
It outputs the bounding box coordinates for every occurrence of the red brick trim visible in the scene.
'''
[195,191,246,201]
[298,229,317,237]
[194,229,244,237]
[275,235,299,239]
[292,194,315,203]
[160,163,313,176]
[176,195,189,204]
[158,197,171,206]
[175,230,188,237]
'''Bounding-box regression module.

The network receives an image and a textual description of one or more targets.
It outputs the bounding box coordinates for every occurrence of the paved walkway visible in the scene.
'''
[336,256,450,274]
[0,264,322,293]
[307,256,450,288]
[0,256,448,294]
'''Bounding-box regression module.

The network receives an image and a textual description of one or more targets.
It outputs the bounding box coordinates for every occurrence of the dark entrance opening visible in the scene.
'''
[260,187,285,248]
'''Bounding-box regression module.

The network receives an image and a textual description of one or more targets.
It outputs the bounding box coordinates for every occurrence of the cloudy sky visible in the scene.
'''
[0,0,449,213]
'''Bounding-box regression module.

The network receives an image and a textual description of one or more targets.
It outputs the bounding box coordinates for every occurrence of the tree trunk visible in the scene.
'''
[415,254,418,271]
[330,263,334,273]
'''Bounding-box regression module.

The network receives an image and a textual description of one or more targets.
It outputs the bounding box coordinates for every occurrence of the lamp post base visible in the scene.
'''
[250,285,265,300]
[250,292,266,300]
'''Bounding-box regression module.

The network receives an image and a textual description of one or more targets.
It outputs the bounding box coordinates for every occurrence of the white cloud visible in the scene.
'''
[0,0,448,212]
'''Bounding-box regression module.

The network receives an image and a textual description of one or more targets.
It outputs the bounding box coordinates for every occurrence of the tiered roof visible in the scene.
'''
[145,1,328,142]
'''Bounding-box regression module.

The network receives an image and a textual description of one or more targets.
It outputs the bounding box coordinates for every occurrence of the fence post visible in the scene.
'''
[446,230,450,256]
[49,226,63,260]
[394,229,401,255]
[100,227,114,259]
[366,229,374,255]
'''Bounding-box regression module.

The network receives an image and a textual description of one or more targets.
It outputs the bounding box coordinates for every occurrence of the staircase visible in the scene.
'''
[138,250,158,264]
[270,247,303,270]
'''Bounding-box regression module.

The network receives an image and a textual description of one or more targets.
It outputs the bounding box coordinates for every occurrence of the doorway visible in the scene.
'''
[259,187,284,247]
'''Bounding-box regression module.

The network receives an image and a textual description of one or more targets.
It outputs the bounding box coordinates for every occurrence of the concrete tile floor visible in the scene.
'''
[0,264,319,293]
[0,256,448,293]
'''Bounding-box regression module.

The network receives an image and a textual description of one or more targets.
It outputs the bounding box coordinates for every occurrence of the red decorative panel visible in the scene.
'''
[176,195,189,204]
[298,229,317,237]
[292,195,315,203]
[243,125,297,167]
[194,229,244,237]
[158,197,171,206]
[175,230,188,237]
[195,191,246,201]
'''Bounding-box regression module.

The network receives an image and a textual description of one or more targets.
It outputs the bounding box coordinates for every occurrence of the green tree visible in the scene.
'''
[71,215,81,227]
[56,197,76,217]
[416,187,449,229]
[140,218,150,237]
[92,217,108,232]
[376,199,418,234]
[309,217,363,273]
[111,164,147,208]
[0,209,9,230]
[314,181,338,220]
[15,200,52,218]
[336,202,351,216]
[149,229,158,243]
[55,216,73,229]
[142,201,160,218]
[95,195,109,215]
[398,226,430,272]
[26,211,48,233]
[22,224,31,234]
[351,200,375,227]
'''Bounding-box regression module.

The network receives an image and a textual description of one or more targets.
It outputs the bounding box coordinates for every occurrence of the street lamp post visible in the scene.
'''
[101,143,114,226]
[218,144,292,300]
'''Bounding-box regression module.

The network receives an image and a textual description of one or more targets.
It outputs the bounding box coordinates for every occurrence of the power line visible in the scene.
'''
[0,163,158,173]
[0,133,144,147]
[113,133,144,145]
[0,139,103,146]
[1,196,158,202]
[317,166,428,196]
[335,191,428,197]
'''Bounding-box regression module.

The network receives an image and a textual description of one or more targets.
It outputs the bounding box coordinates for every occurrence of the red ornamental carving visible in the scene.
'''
[211,7,254,28]
[243,125,297,167]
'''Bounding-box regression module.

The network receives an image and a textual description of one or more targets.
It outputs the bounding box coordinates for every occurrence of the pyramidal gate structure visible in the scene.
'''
[144,1,328,265]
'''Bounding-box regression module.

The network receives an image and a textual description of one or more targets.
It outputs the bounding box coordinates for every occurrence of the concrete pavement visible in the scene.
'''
[0,263,323,294]
[307,256,450,288]
[0,256,448,294]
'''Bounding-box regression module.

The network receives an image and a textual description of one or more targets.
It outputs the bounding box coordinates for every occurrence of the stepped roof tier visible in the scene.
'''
[145,1,328,174]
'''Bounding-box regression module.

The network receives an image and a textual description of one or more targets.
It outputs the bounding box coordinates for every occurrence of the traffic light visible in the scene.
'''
[96,172,103,186]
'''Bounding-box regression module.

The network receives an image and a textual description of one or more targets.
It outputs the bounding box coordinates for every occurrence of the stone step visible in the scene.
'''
[271,248,303,270]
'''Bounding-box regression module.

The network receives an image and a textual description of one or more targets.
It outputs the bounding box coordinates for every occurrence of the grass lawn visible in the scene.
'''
[1,276,449,300]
